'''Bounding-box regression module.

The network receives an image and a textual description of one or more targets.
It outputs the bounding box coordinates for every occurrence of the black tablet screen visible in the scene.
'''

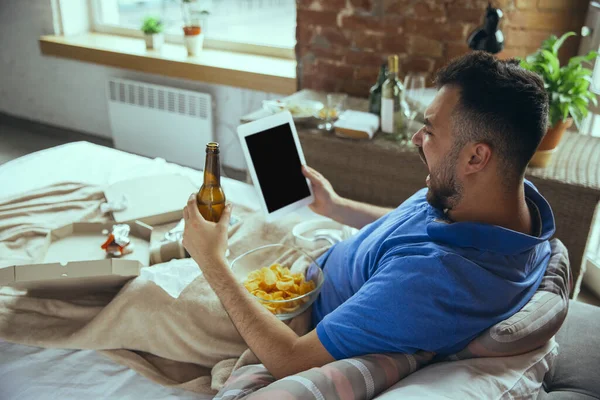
[245,123,311,213]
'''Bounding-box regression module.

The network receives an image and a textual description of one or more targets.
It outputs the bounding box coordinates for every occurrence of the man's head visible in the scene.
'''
[412,51,549,210]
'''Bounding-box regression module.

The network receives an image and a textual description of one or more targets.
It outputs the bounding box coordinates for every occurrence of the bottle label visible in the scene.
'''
[381,98,395,133]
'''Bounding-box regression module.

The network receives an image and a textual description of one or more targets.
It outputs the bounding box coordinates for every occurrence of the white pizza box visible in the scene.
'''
[105,174,197,226]
[0,221,151,293]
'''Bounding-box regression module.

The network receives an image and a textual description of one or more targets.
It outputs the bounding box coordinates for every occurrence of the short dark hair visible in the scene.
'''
[435,51,549,183]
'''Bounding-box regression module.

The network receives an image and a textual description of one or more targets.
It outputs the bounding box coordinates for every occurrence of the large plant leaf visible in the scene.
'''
[541,49,560,80]
[585,91,599,106]
[578,79,591,92]
[525,54,538,64]
[541,35,558,52]
[559,94,572,104]
[553,32,576,54]
[574,96,589,109]
[569,104,587,126]
[520,59,533,70]
[568,51,599,67]
[562,104,570,121]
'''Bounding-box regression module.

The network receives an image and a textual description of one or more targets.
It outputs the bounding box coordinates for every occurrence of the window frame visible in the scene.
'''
[89,0,296,60]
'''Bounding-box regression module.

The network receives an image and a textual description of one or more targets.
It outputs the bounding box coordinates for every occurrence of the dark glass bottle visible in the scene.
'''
[368,63,388,115]
[196,142,226,222]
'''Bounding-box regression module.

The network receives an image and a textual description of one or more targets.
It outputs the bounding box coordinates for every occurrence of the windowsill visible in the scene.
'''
[39,33,297,95]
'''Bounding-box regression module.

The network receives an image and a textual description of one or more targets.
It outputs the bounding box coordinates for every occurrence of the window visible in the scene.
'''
[91,0,296,59]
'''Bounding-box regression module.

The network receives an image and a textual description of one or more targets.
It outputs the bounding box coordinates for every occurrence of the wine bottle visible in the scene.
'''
[381,55,408,137]
[368,63,388,115]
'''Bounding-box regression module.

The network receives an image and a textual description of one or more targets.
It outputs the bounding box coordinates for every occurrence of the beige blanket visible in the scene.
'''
[0,182,322,394]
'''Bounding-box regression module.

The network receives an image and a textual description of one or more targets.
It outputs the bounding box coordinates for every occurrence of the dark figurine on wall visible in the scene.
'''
[467,2,505,54]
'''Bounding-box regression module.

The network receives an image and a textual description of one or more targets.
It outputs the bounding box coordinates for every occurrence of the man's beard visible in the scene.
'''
[419,147,463,211]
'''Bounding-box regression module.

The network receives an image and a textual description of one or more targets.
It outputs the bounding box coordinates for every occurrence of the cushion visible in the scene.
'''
[448,238,571,360]
[215,239,571,400]
[215,352,434,400]
[376,338,558,400]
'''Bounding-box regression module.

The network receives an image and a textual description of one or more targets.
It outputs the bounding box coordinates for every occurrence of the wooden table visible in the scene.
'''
[242,90,600,296]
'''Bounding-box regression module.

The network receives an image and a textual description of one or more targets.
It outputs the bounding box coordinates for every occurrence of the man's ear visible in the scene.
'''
[463,142,492,176]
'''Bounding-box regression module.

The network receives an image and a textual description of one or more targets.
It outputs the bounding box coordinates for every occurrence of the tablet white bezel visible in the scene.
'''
[237,111,314,221]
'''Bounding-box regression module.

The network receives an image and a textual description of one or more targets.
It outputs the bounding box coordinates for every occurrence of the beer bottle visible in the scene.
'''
[196,142,226,222]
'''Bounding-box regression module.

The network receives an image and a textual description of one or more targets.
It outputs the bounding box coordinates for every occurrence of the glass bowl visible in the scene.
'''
[230,244,324,321]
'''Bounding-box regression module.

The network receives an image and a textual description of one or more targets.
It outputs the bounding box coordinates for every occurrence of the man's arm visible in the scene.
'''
[203,258,334,379]
[330,197,394,230]
[182,197,334,379]
[302,166,393,229]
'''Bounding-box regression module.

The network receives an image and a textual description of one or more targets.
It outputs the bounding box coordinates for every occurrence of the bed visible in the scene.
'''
[0,142,261,399]
[1,142,599,400]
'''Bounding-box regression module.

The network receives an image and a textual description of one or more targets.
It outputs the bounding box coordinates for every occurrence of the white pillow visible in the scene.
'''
[375,338,558,400]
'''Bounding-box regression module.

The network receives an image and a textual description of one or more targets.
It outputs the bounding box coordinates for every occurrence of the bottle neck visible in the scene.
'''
[377,68,387,84]
[203,152,221,186]
[386,70,398,80]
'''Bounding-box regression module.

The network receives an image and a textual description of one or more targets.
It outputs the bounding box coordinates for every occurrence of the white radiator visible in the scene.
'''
[106,78,213,170]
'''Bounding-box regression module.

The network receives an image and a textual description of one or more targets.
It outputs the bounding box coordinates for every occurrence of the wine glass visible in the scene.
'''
[317,93,347,131]
[403,73,426,132]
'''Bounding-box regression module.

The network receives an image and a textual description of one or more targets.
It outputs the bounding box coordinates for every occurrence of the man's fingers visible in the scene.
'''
[301,165,311,178]
[183,206,189,221]
[187,194,196,206]
[306,165,324,178]
[302,165,324,186]
[187,194,204,221]
[219,203,233,227]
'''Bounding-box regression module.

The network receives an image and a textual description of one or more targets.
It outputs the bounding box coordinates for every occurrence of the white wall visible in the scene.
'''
[0,0,280,170]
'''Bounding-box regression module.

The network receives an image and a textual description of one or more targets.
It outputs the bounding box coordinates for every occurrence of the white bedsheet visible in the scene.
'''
[1,141,261,210]
[0,142,268,400]
[0,340,204,400]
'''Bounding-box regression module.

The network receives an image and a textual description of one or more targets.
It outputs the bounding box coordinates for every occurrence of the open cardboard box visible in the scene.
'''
[0,174,197,294]
[0,221,151,293]
[105,174,197,226]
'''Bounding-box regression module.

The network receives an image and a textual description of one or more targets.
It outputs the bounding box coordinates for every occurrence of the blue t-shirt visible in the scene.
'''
[312,181,555,360]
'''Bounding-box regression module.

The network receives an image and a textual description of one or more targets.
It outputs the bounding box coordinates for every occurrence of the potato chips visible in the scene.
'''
[243,263,316,314]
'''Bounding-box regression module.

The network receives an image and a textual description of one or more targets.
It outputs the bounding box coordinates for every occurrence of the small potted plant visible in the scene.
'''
[182,0,209,56]
[521,32,598,168]
[141,16,164,51]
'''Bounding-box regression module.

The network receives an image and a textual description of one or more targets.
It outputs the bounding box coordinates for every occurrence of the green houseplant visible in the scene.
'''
[520,32,598,167]
[141,16,164,51]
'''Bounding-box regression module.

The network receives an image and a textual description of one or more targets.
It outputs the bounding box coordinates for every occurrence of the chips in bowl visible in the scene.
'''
[243,264,316,314]
[231,244,324,320]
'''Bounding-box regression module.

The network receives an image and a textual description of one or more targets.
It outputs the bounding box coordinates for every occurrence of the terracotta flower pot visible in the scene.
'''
[538,118,573,151]
[183,26,204,56]
[183,26,202,36]
[529,118,573,168]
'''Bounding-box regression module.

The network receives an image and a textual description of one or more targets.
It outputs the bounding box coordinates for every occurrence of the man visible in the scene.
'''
[182,52,555,379]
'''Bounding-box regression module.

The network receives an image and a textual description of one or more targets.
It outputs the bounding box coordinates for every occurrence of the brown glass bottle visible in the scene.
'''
[196,142,226,222]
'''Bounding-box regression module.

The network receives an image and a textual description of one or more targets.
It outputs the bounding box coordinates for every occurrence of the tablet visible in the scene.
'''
[237,111,314,221]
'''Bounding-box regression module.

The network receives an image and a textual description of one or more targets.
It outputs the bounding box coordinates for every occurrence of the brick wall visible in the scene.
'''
[296,0,590,97]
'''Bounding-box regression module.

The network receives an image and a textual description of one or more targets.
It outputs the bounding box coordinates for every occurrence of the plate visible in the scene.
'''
[262,99,324,121]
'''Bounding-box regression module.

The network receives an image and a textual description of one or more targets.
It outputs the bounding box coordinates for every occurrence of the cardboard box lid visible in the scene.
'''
[105,174,197,226]
[1,222,152,291]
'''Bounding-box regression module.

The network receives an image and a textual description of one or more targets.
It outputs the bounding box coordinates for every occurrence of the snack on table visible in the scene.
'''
[101,224,134,257]
[316,107,339,120]
[243,263,316,314]
[262,99,324,119]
